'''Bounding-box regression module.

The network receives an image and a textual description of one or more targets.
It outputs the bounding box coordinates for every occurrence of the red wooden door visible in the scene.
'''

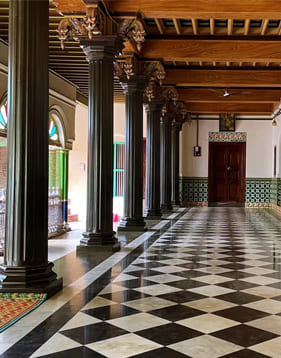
[208,142,246,203]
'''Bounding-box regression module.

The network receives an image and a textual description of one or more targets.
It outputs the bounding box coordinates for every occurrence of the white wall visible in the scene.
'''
[68,103,88,221]
[272,113,281,178]
[68,103,147,220]
[181,119,272,178]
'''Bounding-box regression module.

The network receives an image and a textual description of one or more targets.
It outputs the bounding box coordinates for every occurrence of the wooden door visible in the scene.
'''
[208,142,246,204]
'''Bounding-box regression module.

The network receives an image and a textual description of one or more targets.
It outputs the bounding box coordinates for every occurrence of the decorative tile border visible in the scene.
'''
[246,203,271,208]
[246,178,271,204]
[179,177,208,204]
[209,132,247,142]
[179,177,276,207]
[181,202,208,207]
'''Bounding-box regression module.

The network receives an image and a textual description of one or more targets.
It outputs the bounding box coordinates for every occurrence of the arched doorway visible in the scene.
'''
[0,98,70,254]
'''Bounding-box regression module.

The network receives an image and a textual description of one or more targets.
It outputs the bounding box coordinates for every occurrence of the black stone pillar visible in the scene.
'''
[118,78,147,231]
[160,113,173,211]
[144,101,162,219]
[80,37,123,246]
[0,0,62,296]
[171,123,181,206]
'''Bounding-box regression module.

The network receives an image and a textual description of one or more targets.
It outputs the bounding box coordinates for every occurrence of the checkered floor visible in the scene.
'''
[33,208,281,358]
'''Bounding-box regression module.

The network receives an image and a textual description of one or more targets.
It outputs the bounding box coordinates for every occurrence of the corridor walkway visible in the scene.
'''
[2,208,281,357]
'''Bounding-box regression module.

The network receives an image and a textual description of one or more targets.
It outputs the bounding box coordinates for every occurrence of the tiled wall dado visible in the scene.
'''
[179,177,281,209]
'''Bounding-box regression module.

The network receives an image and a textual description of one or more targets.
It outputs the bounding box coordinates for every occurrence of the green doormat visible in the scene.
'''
[0,293,47,333]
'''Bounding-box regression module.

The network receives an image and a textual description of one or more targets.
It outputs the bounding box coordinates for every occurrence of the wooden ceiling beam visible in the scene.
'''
[103,0,281,19]
[141,39,281,62]
[191,19,198,35]
[261,19,269,35]
[155,18,164,34]
[173,18,181,35]
[164,69,281,87]
[227,19,233,35]
[210,18,215,35]
[244,19,250,35]
[184,102,274,114]
[178,88,281,103]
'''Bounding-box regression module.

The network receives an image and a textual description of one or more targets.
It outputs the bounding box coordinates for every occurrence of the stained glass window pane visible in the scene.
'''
[0,102,7,130]
[49,115,59,142]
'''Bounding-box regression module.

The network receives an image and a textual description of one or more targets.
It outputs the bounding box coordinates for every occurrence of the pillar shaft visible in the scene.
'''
[171,125,180,206]
[0,0,62,296]
[144,101,162,218]
[160,114,173,211]
[81,37,123,245]
[118,78,147,231]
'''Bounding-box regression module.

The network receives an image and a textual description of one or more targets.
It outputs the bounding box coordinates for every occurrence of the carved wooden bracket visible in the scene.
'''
[57,6,146,51]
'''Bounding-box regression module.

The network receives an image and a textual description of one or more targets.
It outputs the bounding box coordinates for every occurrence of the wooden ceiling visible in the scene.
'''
[1,0,281,114]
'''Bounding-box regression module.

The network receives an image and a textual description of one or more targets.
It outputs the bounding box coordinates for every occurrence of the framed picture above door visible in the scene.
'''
[219,113,236,132]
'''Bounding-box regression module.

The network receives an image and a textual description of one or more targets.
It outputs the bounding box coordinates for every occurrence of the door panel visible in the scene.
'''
[209,142,246,203]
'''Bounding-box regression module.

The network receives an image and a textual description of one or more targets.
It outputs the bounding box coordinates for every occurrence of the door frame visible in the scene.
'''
[208,141,246,204]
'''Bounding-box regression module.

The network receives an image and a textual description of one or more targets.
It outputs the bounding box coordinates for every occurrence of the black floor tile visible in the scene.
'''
[100,290,149,303]
[137,322,202,345]
[220,271,255,280]
[212,324,277,347]
[217,280,257,291]
[38,346,107,358]
[158,291,206,303]
[131,347,191,358]
[221,349,270,358]
[167,279,207,290]
[217,292,263,305]
[60,322,128,345]
[150,304,204,321]
[82,304,139,320]
[214,306,268,323]
[114,279,155,289]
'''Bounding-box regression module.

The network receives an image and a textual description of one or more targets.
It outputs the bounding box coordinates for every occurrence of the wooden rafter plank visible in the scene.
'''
[244,19,250,35]
[191,19,198,35]
[184,102,273,114]
[227,19,233,35]
[173,18,181,35]
[210,18,215,35]
[103,0,281,19]
[155,18,164,34]
[141,39,281,62]
[178,88,281,103]
[277,21,281,35]
[261,19,269,35]
[164,69,281,87]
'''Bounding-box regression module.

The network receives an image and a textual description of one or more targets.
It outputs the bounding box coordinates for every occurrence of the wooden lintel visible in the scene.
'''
[141,39,281,62]
[105,0,281,19]
[164,69,281,87]
[178,88,281,103]
[184,102,273,114]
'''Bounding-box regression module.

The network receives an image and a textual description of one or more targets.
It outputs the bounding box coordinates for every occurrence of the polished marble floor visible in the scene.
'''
[2,208,281,357]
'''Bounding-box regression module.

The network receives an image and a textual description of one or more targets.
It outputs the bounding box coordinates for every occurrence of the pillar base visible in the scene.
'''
[118,217,147,232]
[161,203,173,211]
[0,262,63,298]
[144,209,162,220]
[81,231,120,250]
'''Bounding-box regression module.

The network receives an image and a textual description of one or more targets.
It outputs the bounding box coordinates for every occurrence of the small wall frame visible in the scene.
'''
[219,113,236,132]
